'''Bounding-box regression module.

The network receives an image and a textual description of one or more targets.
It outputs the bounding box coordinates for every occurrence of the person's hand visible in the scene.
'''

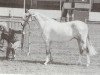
[22,31,25,35]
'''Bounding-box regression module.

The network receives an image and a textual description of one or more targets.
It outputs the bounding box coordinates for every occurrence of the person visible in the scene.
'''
[61,0,75,21]
[0,28,23,60]
[61,0,69,22]
[68,0,75,21]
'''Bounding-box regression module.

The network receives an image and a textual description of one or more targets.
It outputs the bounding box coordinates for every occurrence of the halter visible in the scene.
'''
[21,11,32,50]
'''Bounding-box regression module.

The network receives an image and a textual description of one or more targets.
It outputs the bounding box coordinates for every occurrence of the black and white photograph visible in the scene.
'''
[0,0,100,74]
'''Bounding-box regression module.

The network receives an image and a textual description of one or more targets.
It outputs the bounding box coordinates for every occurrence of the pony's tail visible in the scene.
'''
[86,35,97,56]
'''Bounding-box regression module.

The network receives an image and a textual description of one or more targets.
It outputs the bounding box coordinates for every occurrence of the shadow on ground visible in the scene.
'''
[0,56,77,66]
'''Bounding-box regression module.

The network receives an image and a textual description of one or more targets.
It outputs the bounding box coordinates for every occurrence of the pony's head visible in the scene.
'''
[21,9,32,27]
[22,10,32,22]
[22,9,39,23]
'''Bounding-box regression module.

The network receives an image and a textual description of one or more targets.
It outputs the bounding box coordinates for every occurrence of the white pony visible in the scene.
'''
[23,10,97,66]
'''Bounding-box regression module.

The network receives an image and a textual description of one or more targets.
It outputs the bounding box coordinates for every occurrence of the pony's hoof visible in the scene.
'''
[50,59,53,62]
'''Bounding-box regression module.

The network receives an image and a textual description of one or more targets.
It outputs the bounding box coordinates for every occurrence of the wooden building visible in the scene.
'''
[0,0,100,11]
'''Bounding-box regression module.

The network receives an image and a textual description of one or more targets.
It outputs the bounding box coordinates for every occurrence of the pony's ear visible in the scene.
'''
[25,9,30,13]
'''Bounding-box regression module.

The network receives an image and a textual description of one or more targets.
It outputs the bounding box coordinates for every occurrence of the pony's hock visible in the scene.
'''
[22,10,96,66]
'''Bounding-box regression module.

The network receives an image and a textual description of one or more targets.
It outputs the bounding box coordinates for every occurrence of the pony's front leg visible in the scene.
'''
[77,55,82,65]
[86,54,90,67]
[44,41,52,65]
[11,48,15,60]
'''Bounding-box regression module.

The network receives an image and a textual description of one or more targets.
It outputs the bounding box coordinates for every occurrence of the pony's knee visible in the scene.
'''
[80,39,86,50]
[80,43,86,54]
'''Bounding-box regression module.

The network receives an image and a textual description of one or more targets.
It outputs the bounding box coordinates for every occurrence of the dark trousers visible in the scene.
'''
[68,9,74,21]
[61,8,74,22]
[61,9,68,22]
[6,42,15,59]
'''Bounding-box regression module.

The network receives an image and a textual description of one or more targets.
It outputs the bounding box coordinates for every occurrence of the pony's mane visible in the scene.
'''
[30,10,58,22]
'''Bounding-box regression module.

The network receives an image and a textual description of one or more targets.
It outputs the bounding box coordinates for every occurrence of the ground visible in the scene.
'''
[0,18,100,75]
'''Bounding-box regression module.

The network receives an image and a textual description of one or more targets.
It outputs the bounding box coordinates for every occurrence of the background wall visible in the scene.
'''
[94,0,100,3]
[0,7,61,19]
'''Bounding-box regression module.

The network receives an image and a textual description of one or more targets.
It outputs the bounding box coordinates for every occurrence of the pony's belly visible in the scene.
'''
[50,33,73,41]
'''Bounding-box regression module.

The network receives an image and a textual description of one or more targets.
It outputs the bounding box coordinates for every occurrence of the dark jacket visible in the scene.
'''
[1,28,22,43]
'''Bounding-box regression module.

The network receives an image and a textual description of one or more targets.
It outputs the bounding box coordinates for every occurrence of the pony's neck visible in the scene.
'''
[34,12,58,29]
[35,13,46,29]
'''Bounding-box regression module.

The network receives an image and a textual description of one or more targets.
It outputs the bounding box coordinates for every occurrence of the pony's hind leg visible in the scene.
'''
[77,35,86,65]
[81,36,91,66]
[77,35,91,66]
[77,39,83,65]
[44,41,52,65]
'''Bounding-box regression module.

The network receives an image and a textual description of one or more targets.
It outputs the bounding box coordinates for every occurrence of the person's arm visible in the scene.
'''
[12,29,22,34]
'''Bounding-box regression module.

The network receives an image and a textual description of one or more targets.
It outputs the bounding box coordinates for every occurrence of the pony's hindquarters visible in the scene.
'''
[73,21,97,56]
